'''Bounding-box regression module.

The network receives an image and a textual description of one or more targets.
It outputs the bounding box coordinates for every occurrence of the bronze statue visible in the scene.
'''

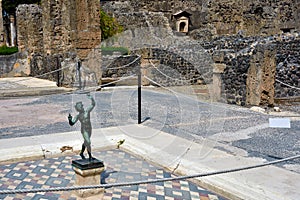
[68,93,95,161]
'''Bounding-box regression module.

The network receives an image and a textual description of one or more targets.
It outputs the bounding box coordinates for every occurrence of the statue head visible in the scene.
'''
[75,101,84,112]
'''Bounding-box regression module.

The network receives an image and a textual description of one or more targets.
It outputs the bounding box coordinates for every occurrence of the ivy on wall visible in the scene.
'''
[100,9,123,41]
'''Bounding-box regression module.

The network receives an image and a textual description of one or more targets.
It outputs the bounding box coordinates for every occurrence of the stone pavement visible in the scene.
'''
[0,77,73,97]
[0,125,300,200]
[0,149,227,200]
[1,77,300,199]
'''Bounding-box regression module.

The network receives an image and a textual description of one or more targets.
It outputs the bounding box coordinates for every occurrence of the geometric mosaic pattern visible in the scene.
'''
[0,150,227,200]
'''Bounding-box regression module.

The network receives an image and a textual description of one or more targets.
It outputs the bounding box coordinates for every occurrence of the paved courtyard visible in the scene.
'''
[0,78,299,199]
[0,149,227,200]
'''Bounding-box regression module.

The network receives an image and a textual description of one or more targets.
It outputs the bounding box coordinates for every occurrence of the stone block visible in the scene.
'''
[213,63,226,73]
[72,159,105,199]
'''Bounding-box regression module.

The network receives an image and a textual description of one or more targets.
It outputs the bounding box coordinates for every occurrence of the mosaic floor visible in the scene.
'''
[0,150,227,200]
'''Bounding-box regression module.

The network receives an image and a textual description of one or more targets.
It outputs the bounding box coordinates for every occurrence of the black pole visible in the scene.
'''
[78,60,82,90]
[56,56,61,87]
[138,66,142,124]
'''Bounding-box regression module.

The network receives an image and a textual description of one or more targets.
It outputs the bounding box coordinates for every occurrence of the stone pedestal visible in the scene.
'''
[212,63,226,101]
[72,159,105,199]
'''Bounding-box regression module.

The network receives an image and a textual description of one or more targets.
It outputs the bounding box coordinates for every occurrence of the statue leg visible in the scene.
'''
[83,131,94,161]
[80,144,86,159]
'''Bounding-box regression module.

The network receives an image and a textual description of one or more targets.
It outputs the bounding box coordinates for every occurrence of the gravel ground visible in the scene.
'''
[0,88,299,171]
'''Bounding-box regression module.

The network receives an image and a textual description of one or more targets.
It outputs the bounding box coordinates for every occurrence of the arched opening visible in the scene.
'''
[179,22,186,32]
[172,11,192,34]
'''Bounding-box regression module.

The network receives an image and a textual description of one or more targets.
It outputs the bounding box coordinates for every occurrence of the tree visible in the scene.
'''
[100,9,123,41]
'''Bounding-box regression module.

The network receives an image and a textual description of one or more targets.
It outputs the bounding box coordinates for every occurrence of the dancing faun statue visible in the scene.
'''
[68,93,95,161]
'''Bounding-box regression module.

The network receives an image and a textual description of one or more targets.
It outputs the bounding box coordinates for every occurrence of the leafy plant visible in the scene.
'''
[100,9,123,41]
[0,45,18,55]
[101,46,129,55]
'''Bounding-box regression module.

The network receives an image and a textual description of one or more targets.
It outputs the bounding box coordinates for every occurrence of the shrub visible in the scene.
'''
[101,46,129,55]
[0,45,18,55]
[100,9,123,41]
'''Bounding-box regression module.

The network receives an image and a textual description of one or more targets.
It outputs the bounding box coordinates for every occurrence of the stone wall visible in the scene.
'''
[247,45,276,106]
[11,0,101,87]
[17,4,43,57]
[101,47,211,88]
[221,54,250,106]
[275,39,300,98]
[102,31,300,106]
[208,34,299,106]
[147,48,207,86]
[102,55,139,78]
[101,0,300,39]
[42,0,73,56]
[207,0,300,36]
[220,44,276,106]
[0,54,18,76]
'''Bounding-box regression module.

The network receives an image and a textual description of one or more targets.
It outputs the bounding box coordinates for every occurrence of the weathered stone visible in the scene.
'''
[213,63,226,73]
[246,45,276,106]
[72,164,104,199]
[102,0,300,37]
[0,54,18,77]
[13,0,101,87]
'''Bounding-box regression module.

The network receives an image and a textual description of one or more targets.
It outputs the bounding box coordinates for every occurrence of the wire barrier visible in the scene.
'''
[143,75,206,104]
[103,55,141,70]
[79,75,137,93]
[276,79,300,91]
[0,154,299,194]
[5,65,72,84]
[147,59,202,82]
[4,54,140,85]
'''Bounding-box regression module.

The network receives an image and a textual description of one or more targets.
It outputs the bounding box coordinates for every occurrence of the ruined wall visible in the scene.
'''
[275,39,300,98]
[220,45,277,107]
[101,0,300,38]
[207,0,300,36]
[42,0,74,55]
[12,0,101,87]
[0,54,18,76]
[246,45,276,106]
[17,4,43,57]
[102,55,139,78]
[209,34,299,106]
[102,46,212,88]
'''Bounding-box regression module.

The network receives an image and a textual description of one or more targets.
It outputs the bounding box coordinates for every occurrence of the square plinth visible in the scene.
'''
[72,158,105,199]
[72,158,104,170]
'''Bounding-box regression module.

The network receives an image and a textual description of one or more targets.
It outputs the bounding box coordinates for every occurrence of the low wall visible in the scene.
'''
[0,53,18,77]
[101,48,211,87]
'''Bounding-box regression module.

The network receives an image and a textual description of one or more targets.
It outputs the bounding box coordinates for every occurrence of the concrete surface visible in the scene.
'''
[0,77,73,97]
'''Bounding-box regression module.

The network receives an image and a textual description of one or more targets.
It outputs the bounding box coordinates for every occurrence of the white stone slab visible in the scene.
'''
[269,118,291,128]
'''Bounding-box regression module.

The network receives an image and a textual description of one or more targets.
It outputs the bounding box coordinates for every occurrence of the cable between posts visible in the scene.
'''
[0,154,299,194]
[103,55,141,70]
[6,54,140,85]
[5,65,72,84]
[276,79,300,90]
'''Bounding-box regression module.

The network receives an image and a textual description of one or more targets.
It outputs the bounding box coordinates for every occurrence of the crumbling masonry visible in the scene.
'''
[14,0,101,87]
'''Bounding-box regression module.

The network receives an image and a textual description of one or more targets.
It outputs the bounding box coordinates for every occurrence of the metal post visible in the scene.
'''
[138,65,142,124]
[56,56,61,87]
[77,60,82,90]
